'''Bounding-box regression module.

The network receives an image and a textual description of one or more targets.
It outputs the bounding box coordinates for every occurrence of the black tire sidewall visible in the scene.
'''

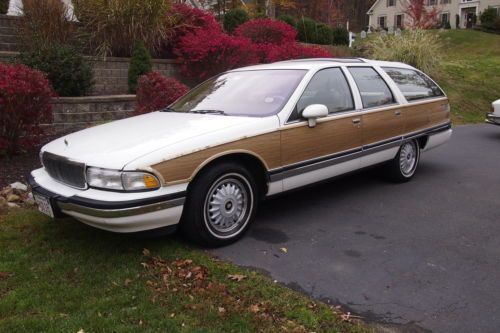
[181,162,259,247]
[387,140,421,182]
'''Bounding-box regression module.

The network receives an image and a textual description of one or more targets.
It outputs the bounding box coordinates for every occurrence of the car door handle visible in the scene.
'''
[395,110,402,116]
[352,118,361,124]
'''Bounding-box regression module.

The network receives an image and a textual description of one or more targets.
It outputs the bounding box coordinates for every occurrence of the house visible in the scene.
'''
[367,0,500,30]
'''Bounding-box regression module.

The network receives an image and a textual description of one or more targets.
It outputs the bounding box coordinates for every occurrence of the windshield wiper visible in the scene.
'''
[188,109,227,115]
[160,107,178,112]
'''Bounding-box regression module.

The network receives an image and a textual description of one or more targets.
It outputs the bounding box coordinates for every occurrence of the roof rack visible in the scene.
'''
[277,58,366,64]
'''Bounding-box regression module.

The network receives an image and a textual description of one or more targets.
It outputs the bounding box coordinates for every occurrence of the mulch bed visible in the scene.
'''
[0,151,41,188]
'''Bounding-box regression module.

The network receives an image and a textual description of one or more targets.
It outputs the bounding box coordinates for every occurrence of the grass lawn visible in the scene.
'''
[0,209,369,333]
[438,30,500,124]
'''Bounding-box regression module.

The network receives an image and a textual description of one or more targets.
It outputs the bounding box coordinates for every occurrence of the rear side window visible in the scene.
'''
[383,67,444,101]
[348,67,395,108]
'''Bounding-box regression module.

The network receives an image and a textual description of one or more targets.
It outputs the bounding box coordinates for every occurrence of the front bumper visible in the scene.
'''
[485,113,500,126]
[28,173,186,233]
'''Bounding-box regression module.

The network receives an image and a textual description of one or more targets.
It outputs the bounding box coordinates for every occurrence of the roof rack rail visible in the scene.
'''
[276,58,366,64]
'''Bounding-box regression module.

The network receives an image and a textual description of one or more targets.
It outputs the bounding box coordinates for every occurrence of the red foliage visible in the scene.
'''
[402,0,441,29]
[0,63,55,155]
[135,72,189,115]
[165,4,222,46]
[234,18,297,45]
[255,42,332,63]
[174,29,259,80]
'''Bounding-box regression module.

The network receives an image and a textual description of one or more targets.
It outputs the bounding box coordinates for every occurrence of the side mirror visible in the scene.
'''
[302,104,328,128]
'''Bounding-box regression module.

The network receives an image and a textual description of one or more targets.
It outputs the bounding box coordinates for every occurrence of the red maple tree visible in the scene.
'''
[400,0,441,29]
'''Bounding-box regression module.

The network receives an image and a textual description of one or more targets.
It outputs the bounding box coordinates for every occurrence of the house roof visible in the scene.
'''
[367,0,382,15]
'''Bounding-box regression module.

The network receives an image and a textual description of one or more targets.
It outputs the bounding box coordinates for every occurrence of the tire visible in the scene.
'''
[180,161,259,247]
[385,139,421,183]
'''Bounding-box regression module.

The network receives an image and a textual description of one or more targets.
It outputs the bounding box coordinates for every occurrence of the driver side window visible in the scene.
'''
[288,68,354,122]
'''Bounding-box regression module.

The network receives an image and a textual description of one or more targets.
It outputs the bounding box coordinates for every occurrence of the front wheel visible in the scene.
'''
[386,139,420,183]
[181,162,258,247]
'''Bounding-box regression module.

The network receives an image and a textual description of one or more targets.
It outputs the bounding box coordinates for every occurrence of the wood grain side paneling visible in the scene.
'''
[404,98,450,134]
[362,108,404,145]
[280,116,362,166]
[428,99,450,126]
[152,132,281,184]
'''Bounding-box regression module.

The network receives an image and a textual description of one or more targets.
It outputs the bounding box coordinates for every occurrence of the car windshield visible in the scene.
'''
[168,69,307,117]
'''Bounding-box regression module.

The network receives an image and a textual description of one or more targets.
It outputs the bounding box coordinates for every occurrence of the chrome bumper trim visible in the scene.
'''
[486,113,500,125]
[58,197,185,218]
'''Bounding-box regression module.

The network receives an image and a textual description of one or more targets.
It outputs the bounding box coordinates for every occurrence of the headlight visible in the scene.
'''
[86,168,160,191]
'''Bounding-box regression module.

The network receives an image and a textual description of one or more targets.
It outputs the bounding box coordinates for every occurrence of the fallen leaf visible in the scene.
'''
[227,274,247,282]
[249,304,260,313]
[279,247,288,253]
[77,330,85,333]
[218,307,226,313]
[142,248,151,256]
[170,313,175,318]
[124,278,132,286]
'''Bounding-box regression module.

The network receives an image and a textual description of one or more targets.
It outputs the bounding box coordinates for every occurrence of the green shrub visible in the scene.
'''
[368,29,442,75]
[297,17,317,43]
[223,8,250,33]
[0,0,9,14]
[480,8,499,30]
[128,42,153,94]
[73,0,169,57]
[332,26,349,46]
[19,44,93,97]
[277,15,296,28]
[315,23,332,45]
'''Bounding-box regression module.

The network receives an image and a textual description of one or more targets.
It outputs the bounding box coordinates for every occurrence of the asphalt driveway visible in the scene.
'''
[212,124,500,333]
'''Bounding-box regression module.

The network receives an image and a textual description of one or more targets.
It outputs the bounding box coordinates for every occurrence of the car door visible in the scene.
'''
[279,67,363,191]
[347,66,404,167]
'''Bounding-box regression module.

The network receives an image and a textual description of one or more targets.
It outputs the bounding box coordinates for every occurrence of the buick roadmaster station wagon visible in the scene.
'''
[30,58,452,246]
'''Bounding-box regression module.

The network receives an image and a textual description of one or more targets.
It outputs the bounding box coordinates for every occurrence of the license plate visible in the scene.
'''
[34,194,54,218]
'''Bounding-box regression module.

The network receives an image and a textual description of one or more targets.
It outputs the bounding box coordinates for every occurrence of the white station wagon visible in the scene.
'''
[30,58,452,246]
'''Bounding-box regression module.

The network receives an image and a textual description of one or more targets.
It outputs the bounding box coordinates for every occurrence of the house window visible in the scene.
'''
[395,14,404,28]
[441,12,450,25]
[387,0,396,7]
[440,0,451,4]
[427,0,438,5]
[379,16,387,29]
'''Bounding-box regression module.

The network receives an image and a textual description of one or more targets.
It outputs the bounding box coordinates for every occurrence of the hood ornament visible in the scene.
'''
[64,138,69,147]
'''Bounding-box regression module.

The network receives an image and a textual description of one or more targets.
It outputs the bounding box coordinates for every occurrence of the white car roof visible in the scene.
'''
[231,58,418,72]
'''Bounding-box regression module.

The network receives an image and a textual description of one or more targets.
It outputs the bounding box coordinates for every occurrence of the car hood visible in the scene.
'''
[42,112,271,170]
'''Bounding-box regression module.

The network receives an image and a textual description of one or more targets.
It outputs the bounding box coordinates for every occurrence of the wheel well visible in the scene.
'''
[189,153,269,197]
[417,136,428,150]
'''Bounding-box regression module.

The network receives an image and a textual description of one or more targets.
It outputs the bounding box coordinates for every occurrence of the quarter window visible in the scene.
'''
[348,67,395,108]
[289,68,354,122]
[383,67,444,101]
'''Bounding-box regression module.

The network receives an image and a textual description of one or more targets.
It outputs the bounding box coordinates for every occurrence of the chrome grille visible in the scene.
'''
[42,152,86,189]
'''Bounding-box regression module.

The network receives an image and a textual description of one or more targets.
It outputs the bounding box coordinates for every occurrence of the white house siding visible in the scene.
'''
[368,0,500,30]
[7,0,76,20]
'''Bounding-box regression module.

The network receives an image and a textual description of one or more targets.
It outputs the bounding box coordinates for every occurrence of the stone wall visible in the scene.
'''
[0,51,184,96]
[49,95,136,134]
[91,57,182,96]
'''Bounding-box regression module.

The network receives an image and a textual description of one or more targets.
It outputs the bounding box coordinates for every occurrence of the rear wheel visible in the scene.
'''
[386,139,420,182]
[181,162,258,247]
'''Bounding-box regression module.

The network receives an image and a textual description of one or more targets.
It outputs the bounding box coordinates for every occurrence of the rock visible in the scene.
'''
[10,182,28,192]
[6,194,20,202]
[7,202,20,208]
[25,192,35,205]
